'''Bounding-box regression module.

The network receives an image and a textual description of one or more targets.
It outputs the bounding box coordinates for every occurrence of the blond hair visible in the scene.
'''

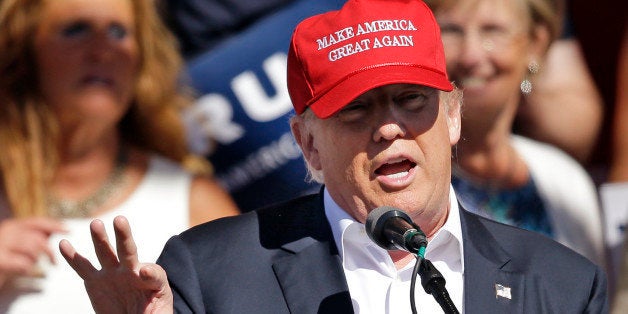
[0,0,202,217]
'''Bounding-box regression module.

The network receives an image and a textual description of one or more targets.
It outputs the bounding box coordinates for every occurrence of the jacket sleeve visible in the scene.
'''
[156,235,206,314]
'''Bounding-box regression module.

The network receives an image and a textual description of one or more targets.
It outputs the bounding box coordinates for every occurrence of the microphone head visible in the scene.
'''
[365,206,414,250]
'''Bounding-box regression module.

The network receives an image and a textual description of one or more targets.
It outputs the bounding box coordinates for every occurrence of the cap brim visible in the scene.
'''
[309,64,453,119]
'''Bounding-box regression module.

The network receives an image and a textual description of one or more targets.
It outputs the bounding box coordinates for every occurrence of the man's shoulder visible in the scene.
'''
[176,192,325,245]
[461,208,598,269]
[460,209,608,312]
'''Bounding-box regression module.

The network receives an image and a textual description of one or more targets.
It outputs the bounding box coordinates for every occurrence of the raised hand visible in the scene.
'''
[0,217,66,287]
[59,216,174,314]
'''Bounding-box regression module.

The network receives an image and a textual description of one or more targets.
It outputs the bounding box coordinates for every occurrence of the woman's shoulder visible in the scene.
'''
[511,134,598,206]
[511,135,589,175]
[147,154,188,174]
[140,153,239,225]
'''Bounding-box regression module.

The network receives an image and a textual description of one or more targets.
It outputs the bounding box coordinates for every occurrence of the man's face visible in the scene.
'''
[292,84,461,234]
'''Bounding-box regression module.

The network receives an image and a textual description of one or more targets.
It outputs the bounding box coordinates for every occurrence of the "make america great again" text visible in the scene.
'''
[315,19,418,61]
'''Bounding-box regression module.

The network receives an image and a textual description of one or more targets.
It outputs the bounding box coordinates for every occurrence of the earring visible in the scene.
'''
[520,60,540,94]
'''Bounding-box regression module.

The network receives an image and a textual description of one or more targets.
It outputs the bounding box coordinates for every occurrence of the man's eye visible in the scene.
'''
[342,102,367,112]
[396,93,427,111]
[337,102,368,121]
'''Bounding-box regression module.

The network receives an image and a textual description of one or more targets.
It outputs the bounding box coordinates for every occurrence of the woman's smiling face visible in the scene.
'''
[436,0,536,114]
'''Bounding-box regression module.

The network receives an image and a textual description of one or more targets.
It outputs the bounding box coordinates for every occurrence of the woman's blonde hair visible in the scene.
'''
[0,0,200,217]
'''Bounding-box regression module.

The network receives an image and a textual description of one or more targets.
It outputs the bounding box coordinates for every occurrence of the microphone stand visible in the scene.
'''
[410,254,459,314]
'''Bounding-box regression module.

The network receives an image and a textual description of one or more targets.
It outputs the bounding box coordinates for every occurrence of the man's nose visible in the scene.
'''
[372,106,406,142]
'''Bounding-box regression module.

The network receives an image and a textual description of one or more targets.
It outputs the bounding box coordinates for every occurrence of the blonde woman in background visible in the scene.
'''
[0,0,238,312]
[425,0,606,267]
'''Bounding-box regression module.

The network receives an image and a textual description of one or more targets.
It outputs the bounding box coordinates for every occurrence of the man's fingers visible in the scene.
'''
[139,264,169,291]
[113,216,140,269]
[89,219,119,268]
[58,239,98,280]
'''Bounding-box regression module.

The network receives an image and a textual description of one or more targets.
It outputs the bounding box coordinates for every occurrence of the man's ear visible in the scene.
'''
[290,115,322,170]
[445,89,462,146]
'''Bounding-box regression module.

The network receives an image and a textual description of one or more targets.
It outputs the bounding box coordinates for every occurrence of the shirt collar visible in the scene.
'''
[323,185,464,272]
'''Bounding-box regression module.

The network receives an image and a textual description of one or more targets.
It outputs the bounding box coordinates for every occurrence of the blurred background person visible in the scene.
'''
[425,0,606,267]
[0,0,239,312]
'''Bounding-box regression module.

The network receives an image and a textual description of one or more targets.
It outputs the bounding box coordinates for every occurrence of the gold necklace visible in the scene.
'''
[48,149,128,218]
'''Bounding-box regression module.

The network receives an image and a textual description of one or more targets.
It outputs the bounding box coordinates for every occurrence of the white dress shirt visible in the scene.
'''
[324,185,464,313]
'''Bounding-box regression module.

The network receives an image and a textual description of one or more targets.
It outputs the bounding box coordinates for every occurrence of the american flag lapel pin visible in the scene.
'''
[495,283,512,300]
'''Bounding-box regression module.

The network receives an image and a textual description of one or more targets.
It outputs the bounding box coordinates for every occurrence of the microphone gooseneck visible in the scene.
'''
[365,206,459,314]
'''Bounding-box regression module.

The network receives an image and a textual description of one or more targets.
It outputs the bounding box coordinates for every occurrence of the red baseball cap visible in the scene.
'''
[287,0,453,119]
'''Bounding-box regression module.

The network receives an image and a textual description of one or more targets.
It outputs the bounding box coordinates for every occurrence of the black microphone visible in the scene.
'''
[365,206,427,254]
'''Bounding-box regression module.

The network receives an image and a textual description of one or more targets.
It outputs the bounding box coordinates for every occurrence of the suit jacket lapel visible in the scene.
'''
[270,191,353,313]
[274,239,352,313]
[460,207,525,314]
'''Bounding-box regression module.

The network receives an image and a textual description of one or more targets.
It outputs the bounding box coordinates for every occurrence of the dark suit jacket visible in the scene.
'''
[157,192,608,313]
